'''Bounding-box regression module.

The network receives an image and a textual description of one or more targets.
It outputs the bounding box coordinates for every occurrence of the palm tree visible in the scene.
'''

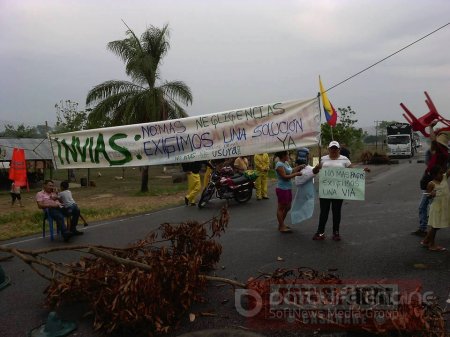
[86,24,193,192]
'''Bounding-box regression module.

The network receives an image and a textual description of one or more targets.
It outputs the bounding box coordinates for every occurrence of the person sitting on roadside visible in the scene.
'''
[58,180,84,235]
[35,179,72,242]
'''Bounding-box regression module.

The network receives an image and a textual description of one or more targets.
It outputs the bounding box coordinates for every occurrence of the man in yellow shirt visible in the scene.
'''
[254,153,270,200]
[182,161,204,206]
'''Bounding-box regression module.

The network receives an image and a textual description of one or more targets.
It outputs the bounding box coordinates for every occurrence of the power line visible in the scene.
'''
[325,22,450,93]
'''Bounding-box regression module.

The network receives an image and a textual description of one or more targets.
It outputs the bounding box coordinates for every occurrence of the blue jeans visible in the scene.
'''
[63,204,80,230]
[418,192,430,231]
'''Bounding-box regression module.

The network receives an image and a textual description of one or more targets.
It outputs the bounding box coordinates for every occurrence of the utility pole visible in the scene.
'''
[374,120,381,151]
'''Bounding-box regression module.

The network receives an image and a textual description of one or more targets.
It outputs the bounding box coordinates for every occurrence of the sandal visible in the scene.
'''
[428,246,447,252]
[420,241,429,248]
[279,228,293,233]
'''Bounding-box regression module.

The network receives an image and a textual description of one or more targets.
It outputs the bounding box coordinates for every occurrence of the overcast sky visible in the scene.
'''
[1,0,449,130]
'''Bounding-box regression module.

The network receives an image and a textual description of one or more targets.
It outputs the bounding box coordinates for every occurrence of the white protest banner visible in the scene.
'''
[318,167,366,200]
[49,98,320,169]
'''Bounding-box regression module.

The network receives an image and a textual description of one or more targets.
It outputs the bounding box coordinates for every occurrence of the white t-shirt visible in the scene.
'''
[294,165,315,185]
[320,155,351,168]
[58,190,76,207]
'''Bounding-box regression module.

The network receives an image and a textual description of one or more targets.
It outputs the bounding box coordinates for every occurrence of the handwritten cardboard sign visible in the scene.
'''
[318,167,365,200]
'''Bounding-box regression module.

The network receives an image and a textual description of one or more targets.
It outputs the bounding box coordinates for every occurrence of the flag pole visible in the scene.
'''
[317,92,322,159]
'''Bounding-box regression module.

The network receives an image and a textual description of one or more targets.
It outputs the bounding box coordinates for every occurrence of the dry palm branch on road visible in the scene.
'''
[0,206,448,337]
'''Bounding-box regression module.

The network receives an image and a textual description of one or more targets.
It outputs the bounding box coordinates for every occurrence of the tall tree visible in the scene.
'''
[53,99,89,133]
[0,123,38,138]
[86,24,193,192]
[320,106,364,152]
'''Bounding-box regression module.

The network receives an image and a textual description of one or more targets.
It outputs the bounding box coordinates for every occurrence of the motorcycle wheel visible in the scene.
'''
[198,185,215,208]
[234,189,252,203]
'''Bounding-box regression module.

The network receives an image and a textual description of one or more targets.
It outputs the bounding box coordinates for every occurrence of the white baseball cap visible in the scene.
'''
[328,141,340,148]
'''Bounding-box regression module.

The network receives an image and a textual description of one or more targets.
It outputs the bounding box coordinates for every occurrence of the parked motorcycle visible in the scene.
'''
[198,165,258,208]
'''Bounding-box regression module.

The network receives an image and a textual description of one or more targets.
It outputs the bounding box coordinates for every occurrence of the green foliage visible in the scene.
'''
[133,183,186,196]
[0,123,38,138]
[86,24,192,127]
[362,120,399,145]
[35,125,50,138]
[375,120,398,139]
[364,134,384,144]
[86,24,193,192]
[320,106,364,151]
[53,99,89,133]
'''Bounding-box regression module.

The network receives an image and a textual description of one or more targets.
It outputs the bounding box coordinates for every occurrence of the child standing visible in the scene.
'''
[421,165,449,251]
[10,182,23,207]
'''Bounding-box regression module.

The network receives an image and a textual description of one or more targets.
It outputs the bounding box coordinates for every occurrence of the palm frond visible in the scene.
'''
[126,54,155,86]
[88,91,137,124]
[160,81,193,106]
[86,24,192,129]
[107,38,139,64]
[86,81,144,106]
[141,24,170,73]
[165,99,189,119]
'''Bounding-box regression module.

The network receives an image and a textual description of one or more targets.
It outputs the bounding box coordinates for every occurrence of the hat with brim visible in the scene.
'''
[328,141,340,148]
[436,132,449,148]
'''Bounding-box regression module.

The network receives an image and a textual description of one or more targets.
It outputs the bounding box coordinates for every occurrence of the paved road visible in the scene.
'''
[0,158,449,337]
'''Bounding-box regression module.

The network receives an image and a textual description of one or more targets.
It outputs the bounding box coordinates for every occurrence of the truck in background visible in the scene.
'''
[386,122,415,158]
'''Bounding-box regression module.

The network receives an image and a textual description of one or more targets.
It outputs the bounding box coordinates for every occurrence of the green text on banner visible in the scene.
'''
[49,98,320,169]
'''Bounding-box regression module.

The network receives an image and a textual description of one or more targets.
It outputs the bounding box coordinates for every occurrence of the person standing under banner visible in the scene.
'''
[234,156,249,174]
[274,151,304,233]
[10,181,24,207]
[291,148,321,225]
[182,161,204,206]
[203,160,213,187]
[254,153,270,200]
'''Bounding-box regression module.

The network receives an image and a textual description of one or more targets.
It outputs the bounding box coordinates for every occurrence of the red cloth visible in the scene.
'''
[426,141,449,172]
[8,148,28,187]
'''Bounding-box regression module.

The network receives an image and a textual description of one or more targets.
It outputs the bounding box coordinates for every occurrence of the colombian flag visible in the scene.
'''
[319,76,337,127]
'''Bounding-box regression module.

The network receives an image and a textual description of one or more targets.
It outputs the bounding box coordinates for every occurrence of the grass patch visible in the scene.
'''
[0,165,189,241]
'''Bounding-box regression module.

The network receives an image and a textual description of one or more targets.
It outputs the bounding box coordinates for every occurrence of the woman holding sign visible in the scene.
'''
[313,141,370,241]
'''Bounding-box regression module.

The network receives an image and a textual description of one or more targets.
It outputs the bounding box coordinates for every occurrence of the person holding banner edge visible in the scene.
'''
[254,153,270,200]
[313,141,370,241]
